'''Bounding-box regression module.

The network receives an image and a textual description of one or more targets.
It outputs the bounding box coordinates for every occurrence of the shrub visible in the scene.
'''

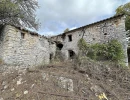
[78,38,90,56]
[107,40,124,61]
[78,38,124,62]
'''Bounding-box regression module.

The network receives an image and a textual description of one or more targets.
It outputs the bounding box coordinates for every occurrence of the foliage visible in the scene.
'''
[106,40,124,61]
[54,49,64,62]
[78,38,124,62]
[64,28,69,33]
[115,2,130,31]
[0,0,38,30]
[78,38,90,56]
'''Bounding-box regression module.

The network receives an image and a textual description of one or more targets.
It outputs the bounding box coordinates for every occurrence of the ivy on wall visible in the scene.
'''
[78,38,124,62]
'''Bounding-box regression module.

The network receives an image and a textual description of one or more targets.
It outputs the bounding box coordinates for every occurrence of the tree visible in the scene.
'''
[115,2,130,31]
[64,28,69,33]
[0,0,38,30]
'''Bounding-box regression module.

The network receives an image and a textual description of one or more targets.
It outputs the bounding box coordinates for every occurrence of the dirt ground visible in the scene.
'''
[0,60,130,100]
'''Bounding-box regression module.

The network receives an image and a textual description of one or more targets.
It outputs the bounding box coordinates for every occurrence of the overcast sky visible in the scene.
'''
[36,0,130,36]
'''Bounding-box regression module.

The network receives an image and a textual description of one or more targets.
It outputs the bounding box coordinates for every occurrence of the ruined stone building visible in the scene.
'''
[0,25,56,66]
[0,14,129,66]
[51,14,128,65]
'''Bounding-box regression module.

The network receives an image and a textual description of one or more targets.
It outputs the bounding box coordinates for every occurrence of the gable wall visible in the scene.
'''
[2,25,56,66]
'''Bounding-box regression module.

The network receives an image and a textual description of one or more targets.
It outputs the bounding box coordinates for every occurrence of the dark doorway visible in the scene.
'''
[56,41,63,50]
[68,50,75,59]
[127,48,130,63]
[50,53,53,61]
[57,43,63,50]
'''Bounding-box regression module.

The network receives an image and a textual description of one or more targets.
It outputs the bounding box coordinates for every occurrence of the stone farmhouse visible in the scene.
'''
[51,14,128,65]
[0,14,129,66]
[0,25,56,66]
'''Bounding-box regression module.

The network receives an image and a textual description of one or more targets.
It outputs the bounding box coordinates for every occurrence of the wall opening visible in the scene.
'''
[104,33,107,35]
[68,50,75,59]
[21,32,25,39]
[56,41,63,50]
[50,53,53,61]
[0,25,4,41]
[127,48,130,64]
[68,35,72,42]
[57,43,63,50]
[93,38,95,40]
[0,30,2,41]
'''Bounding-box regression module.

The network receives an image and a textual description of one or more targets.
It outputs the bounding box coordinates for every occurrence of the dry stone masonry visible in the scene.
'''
[51,14,128,65]
[0,25,56,66]
[0,14,128,66]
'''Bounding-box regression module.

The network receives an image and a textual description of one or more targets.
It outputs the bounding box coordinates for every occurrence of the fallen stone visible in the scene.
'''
[17,78,22,85]
[3,85,8,89]
[24,90,28,94]
[11,88,15,91]
[0,98,4,100]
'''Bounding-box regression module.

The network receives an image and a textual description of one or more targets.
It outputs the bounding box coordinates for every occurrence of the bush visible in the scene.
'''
[78,38,90,56]
[107,40,124,61]
[78,39,124,62]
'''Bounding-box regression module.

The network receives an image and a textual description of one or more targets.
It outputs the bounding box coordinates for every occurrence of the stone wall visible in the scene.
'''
[0,15,128,66]
[51,15,128,64]
[1,25,56,66]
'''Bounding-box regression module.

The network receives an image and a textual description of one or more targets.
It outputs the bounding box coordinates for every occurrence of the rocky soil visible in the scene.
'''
[0,60,130,100]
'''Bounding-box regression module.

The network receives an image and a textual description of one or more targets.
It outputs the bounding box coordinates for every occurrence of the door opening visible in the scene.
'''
[68,50,75,59]
[127,48,130,63]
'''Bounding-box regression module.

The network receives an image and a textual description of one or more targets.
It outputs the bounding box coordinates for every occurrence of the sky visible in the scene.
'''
[36,0,130,36]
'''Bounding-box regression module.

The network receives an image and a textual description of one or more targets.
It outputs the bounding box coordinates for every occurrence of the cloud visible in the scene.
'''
[70,27,77,30]
[43,31,56,36]
[36,0,130,35]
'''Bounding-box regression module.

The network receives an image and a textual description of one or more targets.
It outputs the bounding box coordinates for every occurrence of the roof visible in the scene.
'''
[5,24,48,39]
[52,14,125,37]
[12,25,49,40]
[0,24,39,36]
[0,24,49,39]
[13,25,39,36]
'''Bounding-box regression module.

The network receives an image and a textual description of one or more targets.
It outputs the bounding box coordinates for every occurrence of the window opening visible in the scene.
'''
[21,32,25,39]
[68,35,72,42]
